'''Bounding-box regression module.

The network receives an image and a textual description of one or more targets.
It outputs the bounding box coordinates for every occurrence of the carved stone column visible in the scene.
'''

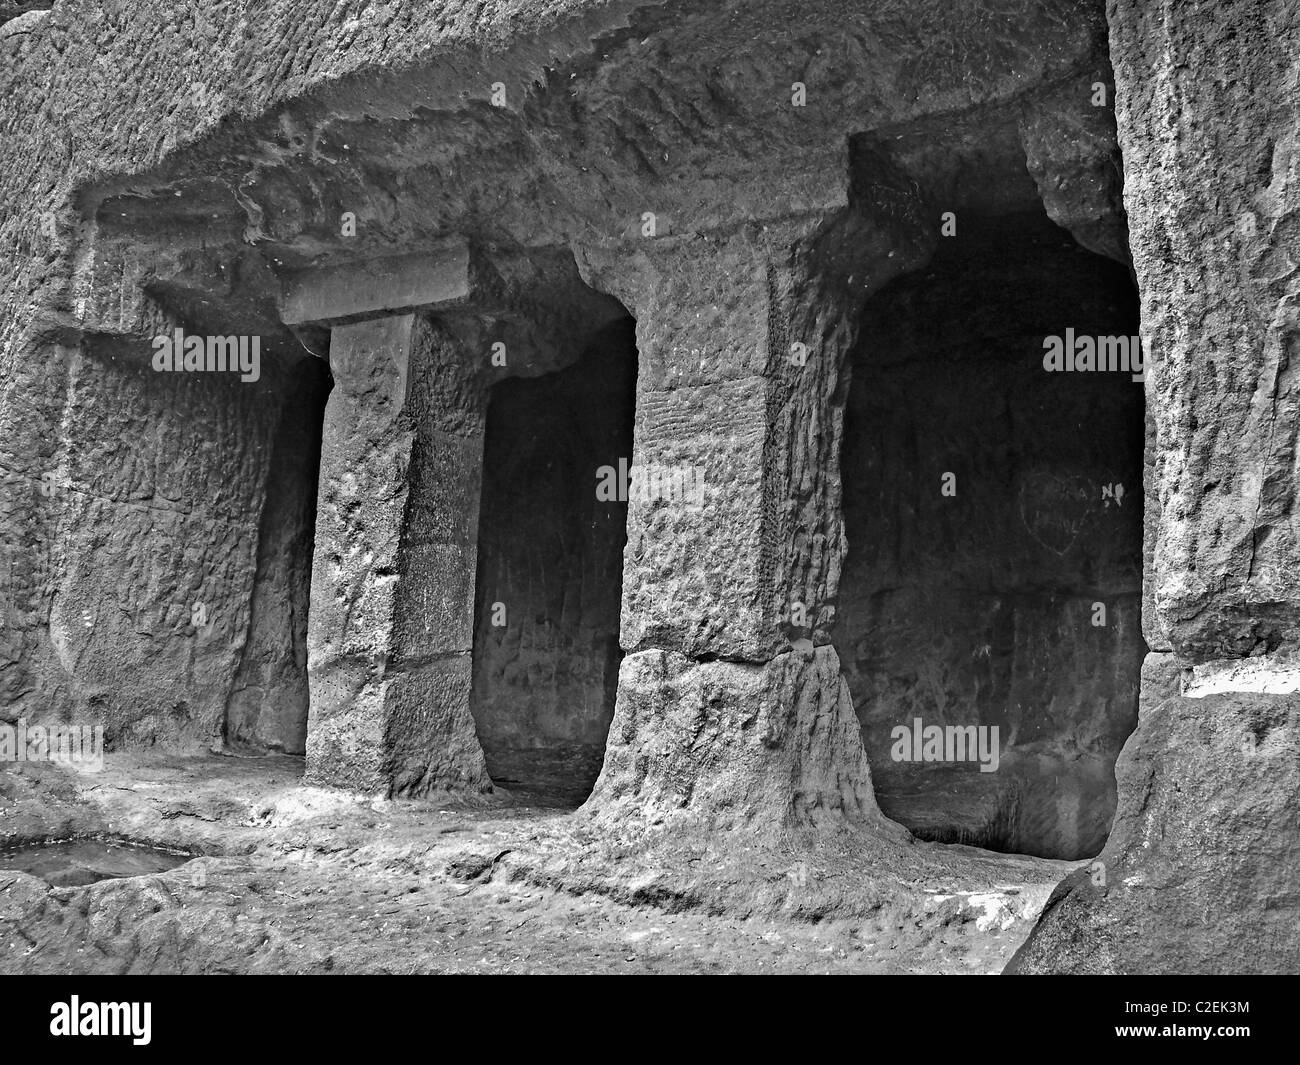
[578,207,929,833]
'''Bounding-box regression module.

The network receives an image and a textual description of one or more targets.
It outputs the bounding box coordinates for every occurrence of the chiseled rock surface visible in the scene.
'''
[0,0,1118,804]
[306,315,493,796]
[589,644,906,836]
[2,336,289,750]
[1007,653,1300,973]
[1117,0,1300,658]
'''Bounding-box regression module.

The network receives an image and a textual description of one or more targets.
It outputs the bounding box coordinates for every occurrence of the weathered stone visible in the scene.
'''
[1,0,1295,978]
[578,206,928,667]
[1114,0,1300,659]
[305,313,491,795]
[225,356,330,753]
[1001,0,1300,973]
[589,644,902,836]
[1007,652,1300,973]
[279,244,472,327]
[469,321,635,803]
[839,209,1145,859]
[1020,76,1131,268]
[3,333,288,750]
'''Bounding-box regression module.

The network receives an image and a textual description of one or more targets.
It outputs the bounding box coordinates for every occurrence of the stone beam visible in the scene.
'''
[278,242,626,376]
[279,243,472,326]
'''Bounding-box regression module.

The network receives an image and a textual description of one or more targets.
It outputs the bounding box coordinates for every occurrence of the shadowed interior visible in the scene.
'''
[469,318,637,805]
[838,208,1146,859]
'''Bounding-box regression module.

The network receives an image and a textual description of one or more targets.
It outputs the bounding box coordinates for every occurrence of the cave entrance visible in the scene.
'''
[470,317,637,806]
[837,207,1145,860]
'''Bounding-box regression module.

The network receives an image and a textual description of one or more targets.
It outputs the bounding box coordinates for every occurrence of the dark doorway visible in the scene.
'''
[837,208,1145,859]
[470,318,637,805]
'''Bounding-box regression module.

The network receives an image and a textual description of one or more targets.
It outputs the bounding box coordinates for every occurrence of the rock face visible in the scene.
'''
[0,4,50,27]
[1,0,1296,974]
[226,358,330,753]
[1118,0,1300,661]
[0,326,317,751]
[590,643,902,835]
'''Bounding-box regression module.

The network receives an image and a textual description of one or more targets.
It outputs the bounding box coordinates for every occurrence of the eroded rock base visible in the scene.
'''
[0,754,1076,974]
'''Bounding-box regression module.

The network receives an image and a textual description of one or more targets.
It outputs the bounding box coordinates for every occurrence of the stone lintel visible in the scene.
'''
[280,241,472,326]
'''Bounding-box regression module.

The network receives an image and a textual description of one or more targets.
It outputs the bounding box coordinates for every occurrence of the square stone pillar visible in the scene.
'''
[577,218,929,833]
[305,313,491,795]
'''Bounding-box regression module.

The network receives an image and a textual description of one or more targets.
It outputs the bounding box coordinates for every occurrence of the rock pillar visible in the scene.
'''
[305,312,492,795]
[291,248,493,796]
[581,212,929,833]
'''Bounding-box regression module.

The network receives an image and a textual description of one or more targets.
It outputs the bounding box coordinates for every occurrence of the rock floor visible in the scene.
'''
[0,755,1080,974]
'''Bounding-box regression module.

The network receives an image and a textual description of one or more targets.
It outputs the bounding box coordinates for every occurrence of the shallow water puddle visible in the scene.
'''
[0,837,191,887]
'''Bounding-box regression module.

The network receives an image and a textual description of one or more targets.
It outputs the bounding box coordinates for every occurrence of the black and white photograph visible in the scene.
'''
[0,0,1293,1025]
